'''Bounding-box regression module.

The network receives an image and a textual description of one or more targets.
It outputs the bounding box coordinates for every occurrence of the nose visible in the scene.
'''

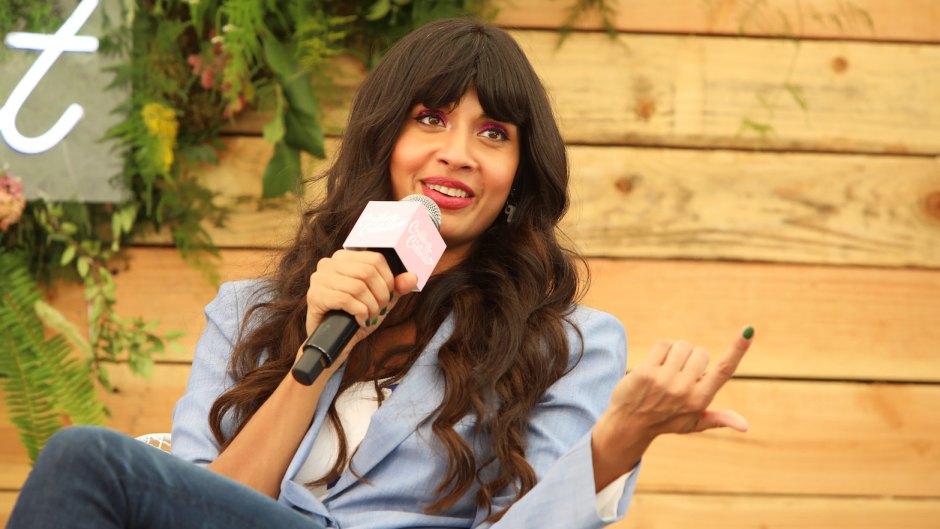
[435,130,476,171]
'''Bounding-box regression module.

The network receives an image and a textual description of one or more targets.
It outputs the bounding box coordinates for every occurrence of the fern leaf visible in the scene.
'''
[0,253,106,462]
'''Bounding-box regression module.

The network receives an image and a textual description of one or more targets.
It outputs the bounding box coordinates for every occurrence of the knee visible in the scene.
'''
[40,426,127,467]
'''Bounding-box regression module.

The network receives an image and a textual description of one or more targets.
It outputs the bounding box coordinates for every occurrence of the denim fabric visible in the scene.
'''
[7,426,325,529]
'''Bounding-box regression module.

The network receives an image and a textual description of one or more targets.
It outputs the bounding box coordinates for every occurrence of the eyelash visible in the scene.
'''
[414,108,511,141]
[415,109,446,127]
[480,124,510,141]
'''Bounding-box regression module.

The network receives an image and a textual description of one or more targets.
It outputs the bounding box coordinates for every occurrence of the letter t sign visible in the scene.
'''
[1,0,100,154]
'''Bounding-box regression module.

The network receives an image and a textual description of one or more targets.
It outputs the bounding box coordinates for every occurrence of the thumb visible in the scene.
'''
[394,272,419,295]
[697,408,749,433]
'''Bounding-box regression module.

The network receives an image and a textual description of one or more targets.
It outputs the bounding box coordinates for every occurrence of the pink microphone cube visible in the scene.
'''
[343,201,446,291]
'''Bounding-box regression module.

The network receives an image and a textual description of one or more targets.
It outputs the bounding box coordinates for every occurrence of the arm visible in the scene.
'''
[172,281,337,497]
[205,354,340,497]
[172,252,418,498]
[472,318,754,529]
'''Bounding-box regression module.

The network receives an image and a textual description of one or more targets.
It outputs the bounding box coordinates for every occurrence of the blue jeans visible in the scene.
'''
[7,426,325,529]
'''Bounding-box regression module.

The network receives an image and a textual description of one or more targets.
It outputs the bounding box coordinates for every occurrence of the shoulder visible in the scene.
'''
[208,278,269,313]
[566,305,624,335]
[565,305,627,352]
[207,279,271,317]
[562,304,628,373]
[203,279,272,343]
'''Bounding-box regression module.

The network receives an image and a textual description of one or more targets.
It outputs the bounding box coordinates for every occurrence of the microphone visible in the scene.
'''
[291,194,446,385]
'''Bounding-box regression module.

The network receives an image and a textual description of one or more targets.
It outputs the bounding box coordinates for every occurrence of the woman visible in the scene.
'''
[9,18,752,529]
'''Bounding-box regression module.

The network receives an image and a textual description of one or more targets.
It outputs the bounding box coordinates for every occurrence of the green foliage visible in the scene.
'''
[0,0,493,463]
[34,203,175,383]
[208,0,491,196]
[734,0,875,38]
[557,0,618,46]
[0,252,106,462]
[729,2,873,140]
[0,0,62,35]
[1,197,183,458]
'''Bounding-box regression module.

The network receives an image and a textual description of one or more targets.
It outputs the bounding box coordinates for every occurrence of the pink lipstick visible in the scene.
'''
[421,177,474,210]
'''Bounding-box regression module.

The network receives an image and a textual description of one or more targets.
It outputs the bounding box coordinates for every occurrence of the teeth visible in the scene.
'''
[426,183,469,198]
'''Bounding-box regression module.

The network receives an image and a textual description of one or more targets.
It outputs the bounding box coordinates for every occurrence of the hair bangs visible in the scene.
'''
[407,25,532,127]
[472,45,532,127]
[411,66,476,115]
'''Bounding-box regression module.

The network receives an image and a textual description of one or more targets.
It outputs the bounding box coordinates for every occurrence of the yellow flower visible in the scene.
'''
[141,103,179,173]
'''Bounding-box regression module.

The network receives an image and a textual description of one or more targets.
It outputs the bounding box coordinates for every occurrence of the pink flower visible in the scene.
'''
[188,31,250,115]
[0,172,26,232]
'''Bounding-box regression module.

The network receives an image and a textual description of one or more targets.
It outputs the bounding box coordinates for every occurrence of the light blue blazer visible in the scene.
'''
[172,280,638,528]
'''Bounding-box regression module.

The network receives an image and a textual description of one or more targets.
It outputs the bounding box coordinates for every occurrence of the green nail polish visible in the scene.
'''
[743,326,754,340]
[365,318,371,327]
[372,317,379,325]
[389,291,394,302]
[380,306,387,316]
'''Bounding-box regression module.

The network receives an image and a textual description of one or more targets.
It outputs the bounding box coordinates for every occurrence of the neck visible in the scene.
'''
[434,241,475,274]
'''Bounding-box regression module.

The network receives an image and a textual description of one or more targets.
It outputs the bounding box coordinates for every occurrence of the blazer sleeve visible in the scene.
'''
[471,307,638,529]
[171,281,248,465]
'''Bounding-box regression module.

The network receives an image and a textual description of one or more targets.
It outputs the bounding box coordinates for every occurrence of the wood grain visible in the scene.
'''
[537,146,940,266]
[226,31,940,155]
[493,0,940,43]
[583,258,940,383]
[639,379,940,496]
[514,30,940,154]
[139,137,940,268]
[134,136,334,248]
[614,493,940,529]
[47,248,940,382]
[0,493,15,526]
[3,369,939,497]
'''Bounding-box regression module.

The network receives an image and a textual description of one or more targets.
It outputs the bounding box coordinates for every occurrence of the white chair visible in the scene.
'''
[135,432,172,453]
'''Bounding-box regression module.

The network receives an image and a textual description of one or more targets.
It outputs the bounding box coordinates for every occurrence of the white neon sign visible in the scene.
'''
[1,0,99,155]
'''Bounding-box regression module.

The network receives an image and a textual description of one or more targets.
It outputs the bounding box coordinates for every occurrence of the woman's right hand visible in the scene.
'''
[303,249,418,363]
[211,249,418,497]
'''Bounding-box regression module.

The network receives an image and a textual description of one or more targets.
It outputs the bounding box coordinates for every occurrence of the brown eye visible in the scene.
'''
[480,124,509,141]
[415,110,446,127]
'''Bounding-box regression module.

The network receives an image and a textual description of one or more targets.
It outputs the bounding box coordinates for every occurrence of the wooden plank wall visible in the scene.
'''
[3,1,940,526]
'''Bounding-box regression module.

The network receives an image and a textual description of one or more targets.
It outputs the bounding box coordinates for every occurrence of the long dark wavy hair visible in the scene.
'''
[208,18,586,522]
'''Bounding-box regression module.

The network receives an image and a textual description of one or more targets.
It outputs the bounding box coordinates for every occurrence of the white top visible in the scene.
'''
[291,380,633,521]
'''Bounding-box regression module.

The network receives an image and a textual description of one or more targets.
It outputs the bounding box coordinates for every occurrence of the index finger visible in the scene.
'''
[336,249,396,293]
[698,326,754,396]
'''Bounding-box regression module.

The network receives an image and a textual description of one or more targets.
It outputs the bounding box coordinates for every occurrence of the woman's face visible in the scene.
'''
[390,88,519,266]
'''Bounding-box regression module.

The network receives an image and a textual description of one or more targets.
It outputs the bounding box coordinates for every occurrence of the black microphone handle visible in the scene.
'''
[292,311,359,385]
[291,249,408,386]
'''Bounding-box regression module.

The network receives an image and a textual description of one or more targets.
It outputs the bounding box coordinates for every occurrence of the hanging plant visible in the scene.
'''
[0,0,493,462]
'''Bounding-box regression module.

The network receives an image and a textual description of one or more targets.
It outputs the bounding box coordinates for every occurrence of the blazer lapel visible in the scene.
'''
[324,315,454,498]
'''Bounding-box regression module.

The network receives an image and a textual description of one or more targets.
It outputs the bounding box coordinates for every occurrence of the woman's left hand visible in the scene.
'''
[591,328,754,490]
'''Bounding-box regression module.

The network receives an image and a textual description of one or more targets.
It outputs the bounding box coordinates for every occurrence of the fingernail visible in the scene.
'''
[389,291,394,302]
[372,317,379,325]
[365,318,371,327]
[380,306,387,316]
[743,326,754,340]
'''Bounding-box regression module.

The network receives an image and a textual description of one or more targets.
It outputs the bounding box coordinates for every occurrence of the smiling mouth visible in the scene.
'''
[424,183,472,198]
